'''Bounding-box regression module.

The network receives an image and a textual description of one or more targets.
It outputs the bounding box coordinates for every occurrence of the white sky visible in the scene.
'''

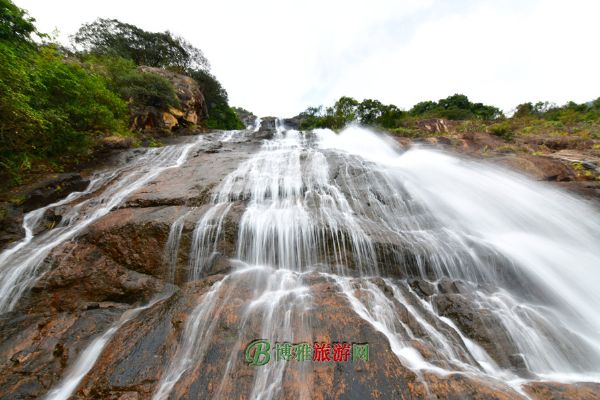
[14,0,600,117]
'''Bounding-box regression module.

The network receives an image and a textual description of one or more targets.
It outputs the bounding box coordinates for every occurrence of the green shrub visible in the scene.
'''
[118,72,180,110]
[205,102,244,130]
[390,126,420,137]
[297,97,406,131]
[0,0,38,44]
[80,54,180,111]
[73,20,240,130]
[489,122,514,141]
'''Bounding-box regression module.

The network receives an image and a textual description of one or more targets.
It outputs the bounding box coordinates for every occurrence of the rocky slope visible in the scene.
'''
[0,122,598,399]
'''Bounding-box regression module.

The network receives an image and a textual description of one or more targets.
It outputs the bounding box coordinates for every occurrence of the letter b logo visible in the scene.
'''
[245,340,271,366]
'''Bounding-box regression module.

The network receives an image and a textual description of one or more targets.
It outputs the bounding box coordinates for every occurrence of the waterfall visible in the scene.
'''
[164,210,192,283]
[3,120,599,398]
[152,279,227,400]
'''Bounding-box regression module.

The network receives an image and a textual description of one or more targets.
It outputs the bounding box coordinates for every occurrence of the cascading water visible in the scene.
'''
[316,126,600,381]
[2,119,599,399]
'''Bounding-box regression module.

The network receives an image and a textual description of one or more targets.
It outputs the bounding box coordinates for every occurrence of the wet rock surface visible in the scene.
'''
[20,173,91,213]
[64,272,526,399]
[0,132,263,399]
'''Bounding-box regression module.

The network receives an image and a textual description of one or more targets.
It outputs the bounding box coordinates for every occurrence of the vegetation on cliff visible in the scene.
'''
[0,1,127,185]
[73,18,243,131]
[0,0,242,186]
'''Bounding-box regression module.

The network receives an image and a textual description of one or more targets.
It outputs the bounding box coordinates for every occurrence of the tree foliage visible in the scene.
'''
[298,97,405,130]
[83,55,180,111]
[0,1,245,186]
[72,18,242,129]
[514,99,600,124]
[410,94,502,120]
[189,69,243,129]
[0,44,127,182]
[72,18,209,71]
[0,0,38,44]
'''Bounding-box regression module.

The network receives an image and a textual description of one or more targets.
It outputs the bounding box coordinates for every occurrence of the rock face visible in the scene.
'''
[253,117,278,139]
[19,173,90,214]
[0,204,24,253]
[130,67,207,132]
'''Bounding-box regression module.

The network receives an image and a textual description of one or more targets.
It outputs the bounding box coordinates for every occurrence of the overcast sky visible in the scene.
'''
[15,0,600,117]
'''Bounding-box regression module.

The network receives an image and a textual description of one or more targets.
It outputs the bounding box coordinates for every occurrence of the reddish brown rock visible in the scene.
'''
[524,381,600,400]
[492,154,575,181]
[0,307,124,399]
[26,242,165,312]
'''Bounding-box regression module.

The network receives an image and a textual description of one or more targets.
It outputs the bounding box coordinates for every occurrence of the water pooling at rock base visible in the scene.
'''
[0,119,599,399]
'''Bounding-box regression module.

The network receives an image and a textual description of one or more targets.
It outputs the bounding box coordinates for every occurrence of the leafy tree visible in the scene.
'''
[0,0,38,44]
[410,94,502,120]
[1,1,128,184]
[118,72,180,110]
[1,44,127,182]
[31,47,127,154]
[357,99,384,125]
[514,102,535,118]
[410,100,438,116]
[298,106,326,129]
[72,18,209,71]
[357,99,405,128]
[333,96,359,125]
[513,99,600,124]
[82,55,180,110]
[189,69,243,129]
[592,97,600,111]
[378,104,405,128]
